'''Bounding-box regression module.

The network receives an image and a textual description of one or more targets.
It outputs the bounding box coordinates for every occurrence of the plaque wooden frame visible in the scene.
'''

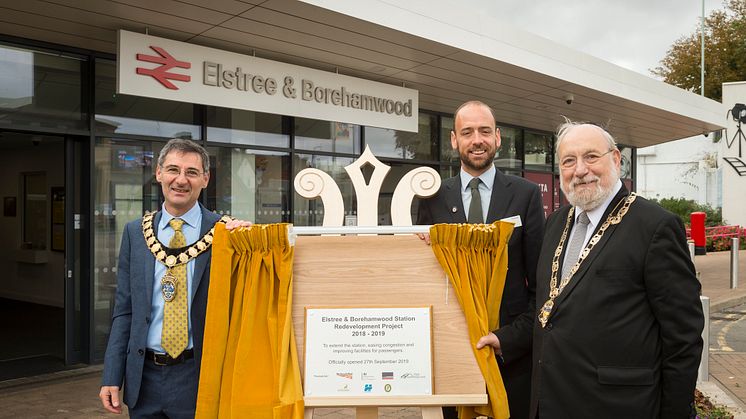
[293,234,487,419]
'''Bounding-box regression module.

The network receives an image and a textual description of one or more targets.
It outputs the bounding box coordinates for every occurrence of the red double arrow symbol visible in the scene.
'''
[136,46,191,90]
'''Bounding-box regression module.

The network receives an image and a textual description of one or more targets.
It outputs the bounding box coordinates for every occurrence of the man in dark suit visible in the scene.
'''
[418,100,545,419]
[529,121,703,418]
[99,138,249,417]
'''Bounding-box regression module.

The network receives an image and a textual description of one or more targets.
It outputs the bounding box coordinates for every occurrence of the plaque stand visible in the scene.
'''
[292,232,488,419]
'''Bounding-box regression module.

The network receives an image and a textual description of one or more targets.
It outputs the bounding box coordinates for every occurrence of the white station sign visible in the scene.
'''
[117,30,419,132]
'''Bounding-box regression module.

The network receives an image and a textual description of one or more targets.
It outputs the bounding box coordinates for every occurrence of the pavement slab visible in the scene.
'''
[0,250,743,418]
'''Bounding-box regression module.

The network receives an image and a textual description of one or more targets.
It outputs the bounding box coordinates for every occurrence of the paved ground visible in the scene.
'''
[0,249,743,418]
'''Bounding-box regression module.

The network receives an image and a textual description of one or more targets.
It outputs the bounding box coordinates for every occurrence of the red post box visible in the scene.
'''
[690,211,706,255]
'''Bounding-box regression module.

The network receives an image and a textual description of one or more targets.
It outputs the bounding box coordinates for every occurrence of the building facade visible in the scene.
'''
[0,0,723,379]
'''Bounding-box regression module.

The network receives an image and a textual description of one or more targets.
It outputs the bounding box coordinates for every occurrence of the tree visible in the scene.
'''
[652,0,746,102]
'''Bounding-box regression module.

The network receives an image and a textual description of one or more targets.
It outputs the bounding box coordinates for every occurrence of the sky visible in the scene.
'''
[462,0,724,77]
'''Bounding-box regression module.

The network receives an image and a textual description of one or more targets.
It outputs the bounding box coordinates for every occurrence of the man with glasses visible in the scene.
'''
[99,138,250,417]
[527,121,703,418]
[418,100,545,419]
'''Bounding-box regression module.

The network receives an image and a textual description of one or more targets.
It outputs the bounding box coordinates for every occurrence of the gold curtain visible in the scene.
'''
[196,223,304,419]
[429,222,514,419]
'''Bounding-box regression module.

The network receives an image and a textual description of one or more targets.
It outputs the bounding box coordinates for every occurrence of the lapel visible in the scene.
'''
[192,204,218,294]
[551,186,630,311]
[144,211,161,306]
[443,176,467,223]
[486,169,513,222]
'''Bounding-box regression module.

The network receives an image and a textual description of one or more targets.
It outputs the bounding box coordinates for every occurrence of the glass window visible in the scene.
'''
[293,154,355,226]
[206,107,288,148]
[205,147,290,224]
[495,126,522,169]
[23,172,47,249]
[295,118,360,154]
[524,131,553,172]
[619,144,633,179]
[440,116,457,163]
[378,161,437,226]
[94,59,200,139]
[0,43,86,131]
[365,114,437,160]
[93,138,163,357]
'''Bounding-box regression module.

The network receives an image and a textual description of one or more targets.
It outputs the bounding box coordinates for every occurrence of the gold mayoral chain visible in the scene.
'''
[141,211,233,302]
[538,193,637,328]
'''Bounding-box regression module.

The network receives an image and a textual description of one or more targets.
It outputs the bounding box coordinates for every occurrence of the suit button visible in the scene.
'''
[145,316,151,324]
[546,322,553,330]
[138,349,144,356]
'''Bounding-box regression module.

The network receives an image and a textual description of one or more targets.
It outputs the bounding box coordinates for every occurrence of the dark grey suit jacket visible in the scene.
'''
[417,169,544,357]
[101,204,221,408]
[530,186,703,418]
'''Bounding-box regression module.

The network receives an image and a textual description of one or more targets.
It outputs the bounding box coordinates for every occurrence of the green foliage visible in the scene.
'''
[652,0,746,102]
[695,388,735,418]
[650,197,722,227]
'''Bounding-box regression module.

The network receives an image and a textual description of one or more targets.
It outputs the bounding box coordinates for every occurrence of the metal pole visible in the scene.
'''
[688,240,696,263]
[732,237,740,289]
[698,295,710,381]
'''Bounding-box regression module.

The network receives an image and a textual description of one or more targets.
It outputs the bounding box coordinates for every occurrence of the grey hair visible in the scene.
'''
[157,138,210,173]
[453,100,497,126]
[555,118,618,155]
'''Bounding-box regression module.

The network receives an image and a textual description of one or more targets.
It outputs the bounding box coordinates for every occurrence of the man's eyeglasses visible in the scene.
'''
[559,149,615,169]
[161,165,205,179]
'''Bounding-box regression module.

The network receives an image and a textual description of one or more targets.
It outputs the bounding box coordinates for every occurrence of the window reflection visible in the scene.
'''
[0,43,85,130]
[295,118,360,154]
[94,59,199,139]
[206,147,290,223]
[206,107,287,148]
[440,116,456,163]
[366,114,437,160]
[495,126,522,169]
[524,131,552,172]
[619,144,633,179]
[93,138,163,357]
[293,154,355,226]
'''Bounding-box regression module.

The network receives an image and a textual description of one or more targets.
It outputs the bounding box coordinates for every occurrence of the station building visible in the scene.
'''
[0,0,724,378]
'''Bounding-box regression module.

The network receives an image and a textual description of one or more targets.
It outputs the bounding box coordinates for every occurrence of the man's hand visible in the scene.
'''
[417,233,432,245]
[99,386,123,414]
[225,219,252,230]
[476,332,501,354]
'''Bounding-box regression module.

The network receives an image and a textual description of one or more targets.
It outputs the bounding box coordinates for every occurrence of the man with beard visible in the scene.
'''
[418,100,544,419]
[528,121,703,418]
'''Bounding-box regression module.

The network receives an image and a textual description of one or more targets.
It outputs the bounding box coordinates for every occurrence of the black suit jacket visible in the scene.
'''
[417,168,544,419]
[530,186,704,419]
[101,204,221,408]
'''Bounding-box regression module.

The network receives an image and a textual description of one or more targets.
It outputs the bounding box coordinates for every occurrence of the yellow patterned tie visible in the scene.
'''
[162,218,188,358]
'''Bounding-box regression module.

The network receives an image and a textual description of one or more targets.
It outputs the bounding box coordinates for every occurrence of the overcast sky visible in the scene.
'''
[462,0,724,77]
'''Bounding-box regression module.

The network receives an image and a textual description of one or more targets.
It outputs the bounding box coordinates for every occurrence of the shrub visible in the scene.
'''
[651,197,722,227]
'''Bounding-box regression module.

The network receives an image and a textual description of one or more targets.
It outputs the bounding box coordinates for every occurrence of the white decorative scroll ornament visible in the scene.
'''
[391,166,441,226]
[293,145,441,227]
[293,168,345,226]
[343,146,391,226]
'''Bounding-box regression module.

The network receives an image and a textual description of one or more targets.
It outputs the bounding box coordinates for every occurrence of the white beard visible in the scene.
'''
[562,167,620,212]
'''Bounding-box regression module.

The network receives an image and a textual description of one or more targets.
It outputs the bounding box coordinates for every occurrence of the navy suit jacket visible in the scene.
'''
[101,204,221,408]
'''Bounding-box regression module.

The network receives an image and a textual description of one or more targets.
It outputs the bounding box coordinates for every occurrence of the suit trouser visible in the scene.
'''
[442,353,531,419]
[129,356,198,419]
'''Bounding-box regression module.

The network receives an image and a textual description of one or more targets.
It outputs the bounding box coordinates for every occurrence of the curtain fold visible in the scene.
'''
[429,222,514,419]
[196,223,304,419]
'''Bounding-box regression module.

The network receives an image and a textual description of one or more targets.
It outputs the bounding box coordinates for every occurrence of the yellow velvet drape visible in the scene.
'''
[196,223,304,419]
[429,222,514,419]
